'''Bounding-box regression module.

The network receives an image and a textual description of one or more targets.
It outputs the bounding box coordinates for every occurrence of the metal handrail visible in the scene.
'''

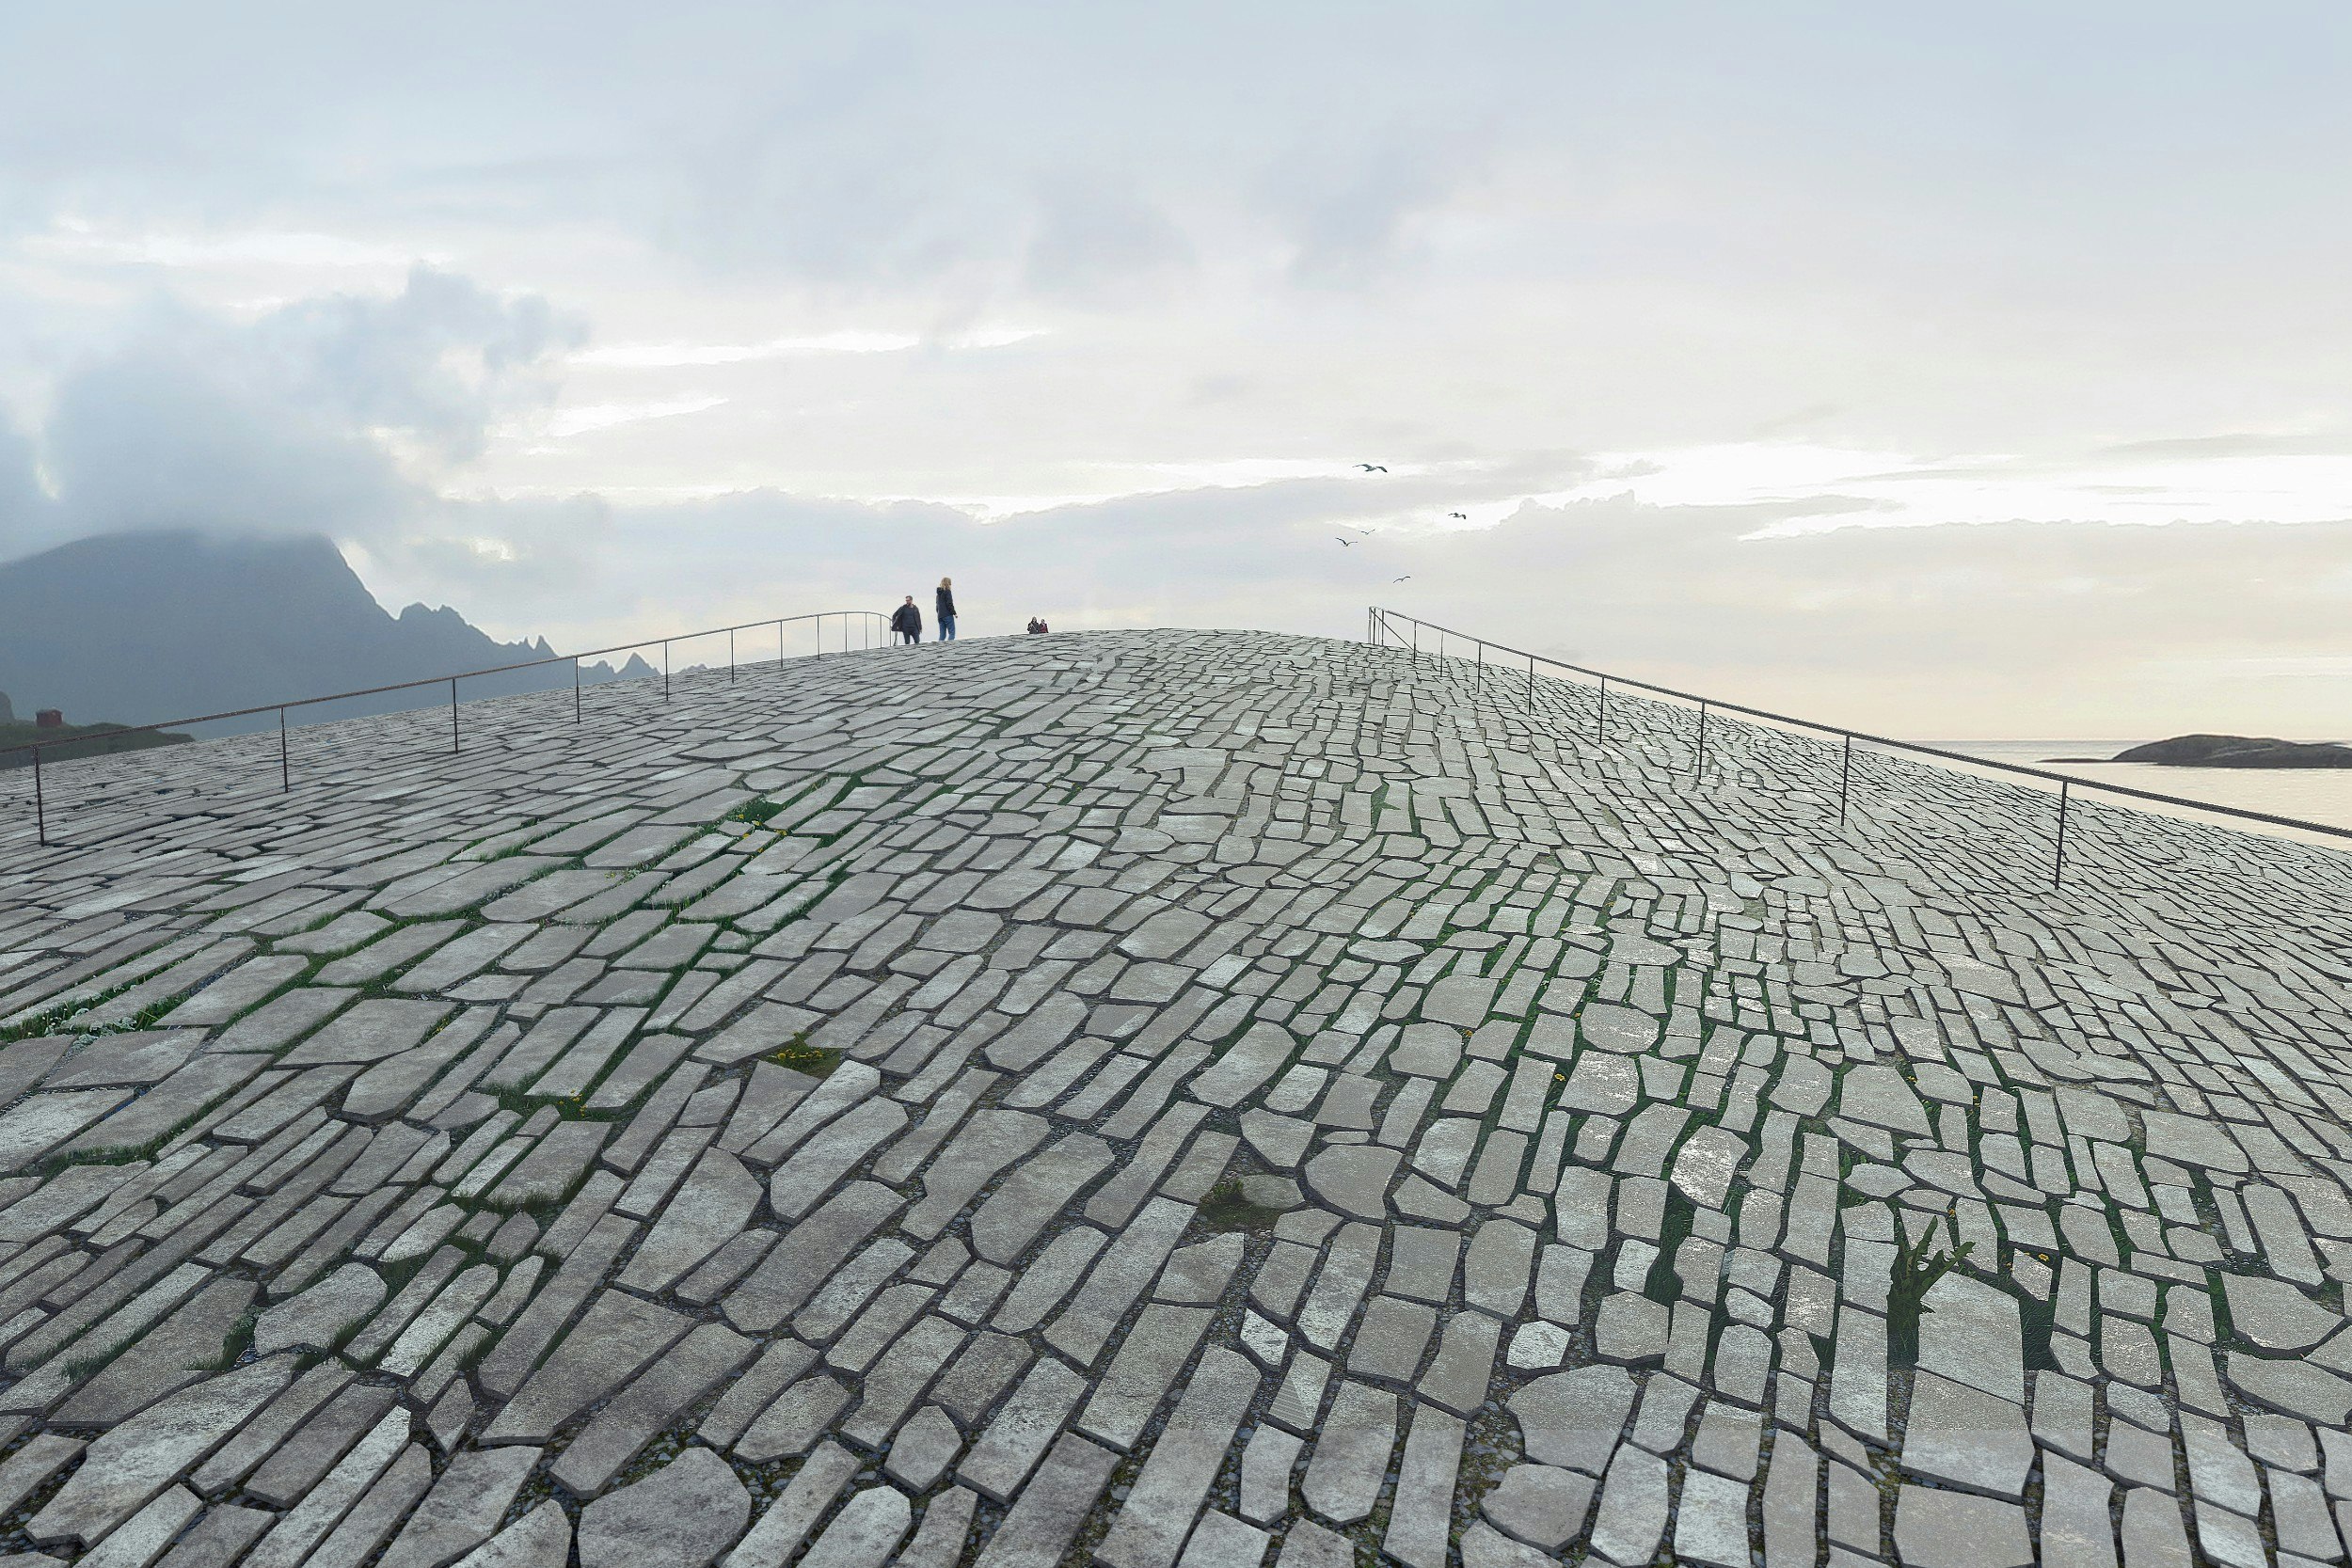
[1367,605,2352,885]
[8,607,892,847]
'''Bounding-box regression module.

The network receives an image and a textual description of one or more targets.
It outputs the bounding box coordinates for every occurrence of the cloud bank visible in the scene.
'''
[3,3,2351,741]
[0,267,579,555]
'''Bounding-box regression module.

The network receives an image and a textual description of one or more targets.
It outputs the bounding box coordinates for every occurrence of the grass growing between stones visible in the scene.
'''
[1885,1227,1975,1366]
[189,1309,261,1373]
[58,1335,134,1383]
[1197,1179,1285,1233]
[765,1033,842,1079]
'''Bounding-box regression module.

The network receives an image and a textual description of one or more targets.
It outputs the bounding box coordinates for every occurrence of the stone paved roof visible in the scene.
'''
[1,627,2350,1568]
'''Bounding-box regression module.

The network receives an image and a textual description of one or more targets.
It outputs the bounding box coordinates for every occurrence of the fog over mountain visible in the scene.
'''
[0,531,647,734]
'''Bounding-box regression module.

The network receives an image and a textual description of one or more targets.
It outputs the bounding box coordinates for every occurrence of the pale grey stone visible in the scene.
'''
[1587,1442,1668,1566]
[1900,1373,2032,1499]
[1094,1348,1259,1568]
[29,1360,292,1547]
[2222,1273,2341,1353]
[1892,1484,2034,1568]
[795,1486,909,1568]
[1673,1468,1755,1568]
[1577,1003,1660,1053]
[2039,1454,2119,1568]
[1175,1513,1267,1568]
[968,1433,1118,1568]
[379,1448,540,1568]
[725,1441,860,1568]
[1299,1380,1395,1525]
[1078,1304,1213,1450]
[1156,1233,1244,1304]
[958,1354,1088,1501]
[885,1406,962,1492]
[619,1148,762,1292]
[1510,1365,1635,1474]
[1300,1144,1399,1219]
[554,1323,755,1494]
[451,1502,570,1568]
[1238,1423,1303,1523]
[1383,1402,1464,1568]
[1484,1463,1594,1550]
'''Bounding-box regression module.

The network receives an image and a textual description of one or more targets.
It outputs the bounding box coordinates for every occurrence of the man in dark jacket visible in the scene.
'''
[891,597,923,644]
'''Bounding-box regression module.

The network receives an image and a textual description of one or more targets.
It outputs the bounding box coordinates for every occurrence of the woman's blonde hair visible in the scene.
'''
[940,577,952,589]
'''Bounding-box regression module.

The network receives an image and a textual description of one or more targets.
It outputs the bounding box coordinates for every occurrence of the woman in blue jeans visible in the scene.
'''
[935,578,958,641]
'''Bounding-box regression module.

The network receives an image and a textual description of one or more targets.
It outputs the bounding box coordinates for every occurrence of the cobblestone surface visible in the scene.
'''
[3,628,2352,1566]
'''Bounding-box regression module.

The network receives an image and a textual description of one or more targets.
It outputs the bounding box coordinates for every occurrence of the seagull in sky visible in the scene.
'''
[1334,537,1354,546]
[1448,512,1469,520]
[1358,463,1387,473]
[1392,575,1412,582]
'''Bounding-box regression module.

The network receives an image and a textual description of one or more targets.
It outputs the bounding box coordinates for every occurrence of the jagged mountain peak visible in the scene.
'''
[0,531,580,731]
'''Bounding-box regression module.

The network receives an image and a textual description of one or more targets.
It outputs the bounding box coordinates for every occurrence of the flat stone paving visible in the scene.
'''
[0,627,2350,1567]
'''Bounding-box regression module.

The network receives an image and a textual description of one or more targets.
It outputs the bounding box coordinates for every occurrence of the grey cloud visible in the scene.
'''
[0,415,51,544]
[255,267,580,461]
[1265,135,1466,286]
[4,267,579,559]
[1390,501,2352,734]
[1022,179,1194,300]
[2094,432,2352,461]
[398,485,2352,742]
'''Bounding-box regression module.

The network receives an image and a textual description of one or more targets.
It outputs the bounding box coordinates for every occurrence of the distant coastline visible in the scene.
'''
[1934,740,2352,841]
[2040,734,2352,770]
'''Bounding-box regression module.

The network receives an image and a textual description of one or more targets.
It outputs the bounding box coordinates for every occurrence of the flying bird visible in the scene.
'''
[1358,463,1388,473]
[1448,512,1468,520]
[1392,575,1412,582]
[1334,537,1354,546]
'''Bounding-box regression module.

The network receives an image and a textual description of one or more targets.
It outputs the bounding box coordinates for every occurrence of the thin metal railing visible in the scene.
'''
[7,608,893,847]
[1368,606,2352,887]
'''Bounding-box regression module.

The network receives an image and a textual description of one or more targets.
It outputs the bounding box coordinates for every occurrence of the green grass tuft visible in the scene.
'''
[765,1032,842,1079]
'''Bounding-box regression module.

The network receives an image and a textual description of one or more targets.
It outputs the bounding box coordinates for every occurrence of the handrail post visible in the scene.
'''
[1528,651,1535,707]
[663,641,671,700]
[1596,674,1607,741]
[573,657,581,722]
[1475,640,1484,684]
[2053,779,2071,888]
[1838,733,1852,823]
[279,707,290,792]
[33,746,44,847]
[1694,701,1708,780]
[778,621,785,664]
[729,628,736,682]
[451,677,459,752]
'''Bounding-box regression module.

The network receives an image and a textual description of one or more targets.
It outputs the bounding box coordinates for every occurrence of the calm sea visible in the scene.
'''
[1924,741,2352,847]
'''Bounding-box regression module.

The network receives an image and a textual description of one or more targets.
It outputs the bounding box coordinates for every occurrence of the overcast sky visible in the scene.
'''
[2,2,2350,736]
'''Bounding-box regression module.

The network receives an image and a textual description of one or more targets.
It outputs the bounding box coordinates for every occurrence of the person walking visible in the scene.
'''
[890,595,923,644]
[935,578,958,641]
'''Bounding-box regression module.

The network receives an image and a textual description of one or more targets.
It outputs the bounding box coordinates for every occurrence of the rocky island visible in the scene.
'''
[2108,735,2352,768]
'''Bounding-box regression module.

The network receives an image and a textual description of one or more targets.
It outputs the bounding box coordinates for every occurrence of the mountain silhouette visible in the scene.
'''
[0,531,652,736]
